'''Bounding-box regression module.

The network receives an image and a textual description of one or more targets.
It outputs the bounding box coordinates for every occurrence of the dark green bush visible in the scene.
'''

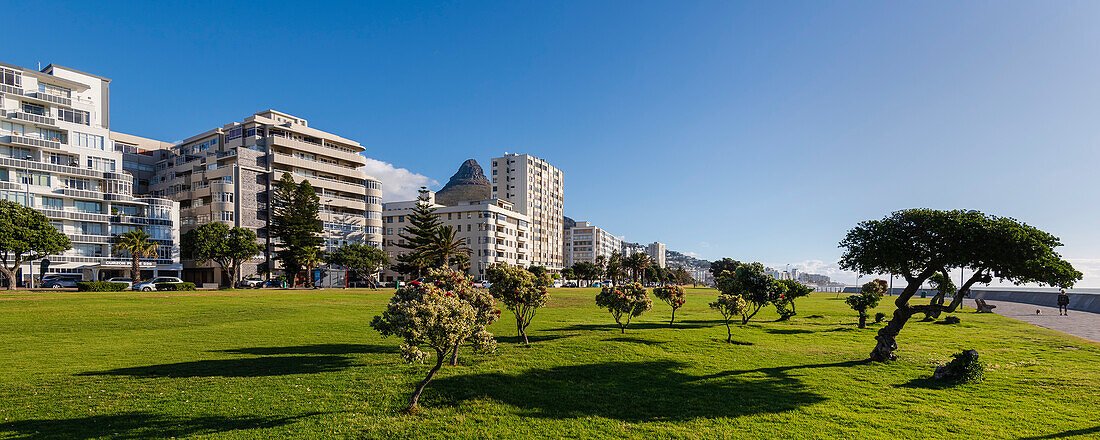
[155,282,196,291]
[76,281,128,292]
[934,350,984,383]
[874,312,887,323]
[939,315,961,325]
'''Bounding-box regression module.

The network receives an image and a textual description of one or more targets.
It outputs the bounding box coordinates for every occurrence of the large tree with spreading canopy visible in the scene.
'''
[839,209,1080,362]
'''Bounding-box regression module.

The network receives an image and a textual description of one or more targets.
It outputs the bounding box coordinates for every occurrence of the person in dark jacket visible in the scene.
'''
[1057,289,1070,316]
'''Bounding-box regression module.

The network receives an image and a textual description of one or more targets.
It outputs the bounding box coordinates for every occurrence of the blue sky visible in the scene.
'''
[9,1,1100,285]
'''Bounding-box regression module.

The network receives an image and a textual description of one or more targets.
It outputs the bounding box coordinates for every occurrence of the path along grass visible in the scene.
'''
[0,288,1096,439]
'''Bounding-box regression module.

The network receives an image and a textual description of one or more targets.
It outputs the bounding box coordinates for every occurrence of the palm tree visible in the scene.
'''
[625,253,650,283]
[115,230,158,283]
[420,225,472,272]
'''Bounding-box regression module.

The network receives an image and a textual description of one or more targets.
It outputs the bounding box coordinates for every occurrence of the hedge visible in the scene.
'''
[76,281,129,292]
[155,282,196,291]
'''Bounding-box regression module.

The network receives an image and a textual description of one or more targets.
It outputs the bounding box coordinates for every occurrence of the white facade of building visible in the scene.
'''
[564,221,622,267]
[647,241,667,268]
[381,191,530,281]
[490,153,563,270]
[0,62,180,283]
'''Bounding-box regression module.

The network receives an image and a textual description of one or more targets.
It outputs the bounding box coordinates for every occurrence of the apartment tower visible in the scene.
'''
[149,110,383,285]
[0,62,181,283]
[490,153,563,270]
[563,221,622,267]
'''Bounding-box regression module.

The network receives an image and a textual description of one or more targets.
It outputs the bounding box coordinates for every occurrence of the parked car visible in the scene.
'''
[260,280,284,288]
[133,276,184,291]
[107,277,133,288]
[41,274,82,289]
[561,282,578,288]
[237,278,264,289]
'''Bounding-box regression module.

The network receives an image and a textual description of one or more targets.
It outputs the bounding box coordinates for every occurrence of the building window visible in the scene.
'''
[58,108,90,125]
[226,127,242,140]
[21,103,46,116]
[72,132,104,150]
[221,211,234,222]
[39,83,71,98]
[87,156,116,172]
[41,197,63,210]
[0,67,21,88]
[74,200,102,213]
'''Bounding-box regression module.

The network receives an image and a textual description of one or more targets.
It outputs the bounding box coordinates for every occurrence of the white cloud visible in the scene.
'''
[361,158,438,202]
[1065,258,1100,288]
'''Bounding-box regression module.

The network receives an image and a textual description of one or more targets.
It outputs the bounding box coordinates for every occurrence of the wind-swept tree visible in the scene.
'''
[0,201,70,289]
[394,188,442,278]
[116,229,158,283]
[846,279,886,328]
[181,222,261,288]
[715,262,781,324]
[487,263,551,344]
[653,285,687,326]
[370,275,497,412]
[710,292,748,343]
[840,209,1081,361]
[595,283,652,333]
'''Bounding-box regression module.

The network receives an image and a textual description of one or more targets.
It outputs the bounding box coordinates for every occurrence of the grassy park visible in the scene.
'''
[1,287,1097,439]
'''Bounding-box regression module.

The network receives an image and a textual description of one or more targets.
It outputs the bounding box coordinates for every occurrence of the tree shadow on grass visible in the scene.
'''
[551,320,720,332]
[604,337,664,346]
[0,411,321,440]
[428,360,825,422]
[762,328,815,335]
[78,356,356,378]
[215,344,395,356]
[1016,426,1100,439]
[495,335,569,345]
[696,359,871,381]
[894,376,962,390]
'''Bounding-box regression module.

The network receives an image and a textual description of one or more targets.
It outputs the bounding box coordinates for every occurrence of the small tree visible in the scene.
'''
[715,262,780,324]
[560,267,575,283]
[423,269,499,366]
[486,263,551,344]
[595,283,652,333]
[773,279,813,320]
[0,201,70,289]
[181,223,261,288]
[846,279,886,328]
[840,209,1081,361]
[271,173,323,287]
[325,243,389,287]
[370,278,497,412]
[652,285,686,326]
[710,293,748,343]
[115,229,158,283]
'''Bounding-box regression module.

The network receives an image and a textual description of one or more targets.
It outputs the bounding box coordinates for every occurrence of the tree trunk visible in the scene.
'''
[869,307,915,362]
[0,265,17,290]
[517,316,529,345]
[858,313,867,329]
[132,255,141,283]
[449,343,459,366]
[406,348,446,413]
[725,321,732,343]
[669,308,676,327]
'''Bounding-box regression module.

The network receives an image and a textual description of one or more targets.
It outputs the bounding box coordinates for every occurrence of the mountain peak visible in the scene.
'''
[435,159,491,205]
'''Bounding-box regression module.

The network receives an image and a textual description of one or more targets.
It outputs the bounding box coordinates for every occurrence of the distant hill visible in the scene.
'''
[435,159,491,206]
[564,216,576,230]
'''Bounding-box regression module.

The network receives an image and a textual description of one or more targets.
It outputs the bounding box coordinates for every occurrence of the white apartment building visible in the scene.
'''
[0,62,181,283]
[381,191,530,281]
[490,153,563,270]
[647,241,667,268]
[622,242,646,257]
[564,221,622,267]
[149,110,383,285]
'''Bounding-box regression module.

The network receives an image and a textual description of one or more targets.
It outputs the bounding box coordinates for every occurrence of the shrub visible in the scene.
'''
[486,263,550,345]
[933,349,984,383]
[371,277,497,411]
[875,312,887,323]
[156,282,196,291]
[76,281,128,292]
[773,279,812,320]
[846,279,886,328]
[652,285,686,326]
[940,316,961,325]
[595,283,652,333]
[710,293,748,343]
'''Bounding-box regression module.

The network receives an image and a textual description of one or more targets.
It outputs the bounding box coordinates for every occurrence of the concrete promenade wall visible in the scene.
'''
[840,286,1100,313]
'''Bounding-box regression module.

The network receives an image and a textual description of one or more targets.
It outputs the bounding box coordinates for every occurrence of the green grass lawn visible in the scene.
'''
[0,287,1097,439]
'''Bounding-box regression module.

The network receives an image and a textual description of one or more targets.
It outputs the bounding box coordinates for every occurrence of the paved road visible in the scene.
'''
[965,299,1100,343]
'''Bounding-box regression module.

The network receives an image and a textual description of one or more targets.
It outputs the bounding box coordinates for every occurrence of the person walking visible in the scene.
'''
[1057,288,1070,316]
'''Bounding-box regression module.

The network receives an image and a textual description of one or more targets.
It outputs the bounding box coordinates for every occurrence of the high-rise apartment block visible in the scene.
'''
[490,153,564,270]
[0,62,181,283]
[646,241,667,268]
[148,110,383,285]
[381,191,530,281]
[564,221,622,267]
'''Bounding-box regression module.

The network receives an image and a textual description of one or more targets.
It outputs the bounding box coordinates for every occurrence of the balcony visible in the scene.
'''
[273,171,366,196]
[5,111,57,127]
[2,134,61,150]
[268,135,367,166]
[25,91,72,107]
[0,156,101,179]
[58,188,104,200]
[0,84,22,95]
[104,193,135,202]
[271,152,366,178]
